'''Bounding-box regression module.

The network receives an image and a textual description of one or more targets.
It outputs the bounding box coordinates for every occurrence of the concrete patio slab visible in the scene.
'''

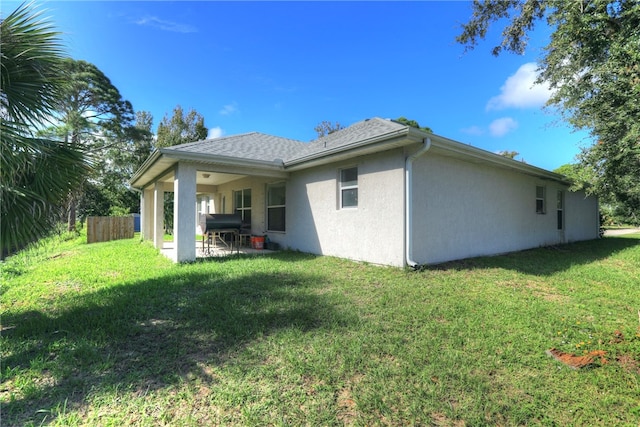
[161,241,274,261]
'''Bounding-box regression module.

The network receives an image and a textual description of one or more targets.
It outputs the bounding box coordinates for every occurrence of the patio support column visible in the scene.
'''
[153,181,165,250]
[142,188,154,240]
[173,162,197,262]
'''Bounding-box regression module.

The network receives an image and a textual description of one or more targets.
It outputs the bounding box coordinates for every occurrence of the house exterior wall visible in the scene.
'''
[565,190,599,242]
[137,143,599,266]
[215,175,285,236]
[253,146,597,267]
[410,152,599,265]
[282,149,406,266]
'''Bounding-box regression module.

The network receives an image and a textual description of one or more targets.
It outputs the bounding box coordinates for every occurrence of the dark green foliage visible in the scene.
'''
[77,182,113,221]
[457,0,546,56]
[156,105,208,148]
[41,58,138,227]
[55,59,134,147]
[87,111,156,218]
[394,116,433,133]
[497,150,520,160]
[0,3,90,257]
[554,163,593,192]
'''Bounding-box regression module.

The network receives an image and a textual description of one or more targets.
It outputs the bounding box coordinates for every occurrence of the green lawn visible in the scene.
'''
[2,231,639,426]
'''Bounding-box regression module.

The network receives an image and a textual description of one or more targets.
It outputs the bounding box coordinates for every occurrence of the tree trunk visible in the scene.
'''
[68,195,77,232]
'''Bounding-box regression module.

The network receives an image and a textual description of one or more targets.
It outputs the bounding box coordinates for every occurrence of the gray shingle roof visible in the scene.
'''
[161,118,411,164]
[293,118,409,161]
[132,117,567,187]
[162,132,307,163]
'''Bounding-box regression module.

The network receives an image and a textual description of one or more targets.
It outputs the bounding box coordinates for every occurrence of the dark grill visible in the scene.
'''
[199,213,242,233]
[199,214,242,253]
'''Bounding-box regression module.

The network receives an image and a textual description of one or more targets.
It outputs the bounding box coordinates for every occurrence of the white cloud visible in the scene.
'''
[219,102,238,116]
[487,62,551,110]
[207,126,223,139]
[135,16,197,33]
[489,117,518,137]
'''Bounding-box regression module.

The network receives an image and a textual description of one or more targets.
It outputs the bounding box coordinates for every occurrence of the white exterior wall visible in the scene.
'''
[138,145,598,266]
[283,149,406,266]
[410,152,599,265]
[565,190,599,242]
[215,176,281,236]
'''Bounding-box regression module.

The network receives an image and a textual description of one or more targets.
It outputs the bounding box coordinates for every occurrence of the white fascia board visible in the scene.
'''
[163,149,285,171]
[130,150,288,190]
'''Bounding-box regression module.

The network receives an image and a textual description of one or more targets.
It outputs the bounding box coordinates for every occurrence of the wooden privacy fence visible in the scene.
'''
[87,216,134,244]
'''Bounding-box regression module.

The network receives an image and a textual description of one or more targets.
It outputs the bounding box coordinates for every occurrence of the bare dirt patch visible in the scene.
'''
[547,328,640,371]
[336,374,364,425]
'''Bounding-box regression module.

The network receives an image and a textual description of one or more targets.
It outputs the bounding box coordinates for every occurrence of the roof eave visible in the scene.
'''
[129,148,287,190]
[163,150,285,170]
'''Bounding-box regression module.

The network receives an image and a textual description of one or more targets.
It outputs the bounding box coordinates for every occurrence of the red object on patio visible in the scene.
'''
[251,236,265,250]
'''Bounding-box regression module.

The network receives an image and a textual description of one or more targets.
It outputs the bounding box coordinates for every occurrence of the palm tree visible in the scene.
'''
[1,3,90,258]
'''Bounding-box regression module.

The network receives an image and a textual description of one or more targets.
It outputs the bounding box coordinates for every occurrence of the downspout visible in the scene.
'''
[405,137,432,269]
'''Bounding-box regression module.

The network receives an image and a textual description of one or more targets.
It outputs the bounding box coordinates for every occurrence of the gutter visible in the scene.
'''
[405,137,432,269]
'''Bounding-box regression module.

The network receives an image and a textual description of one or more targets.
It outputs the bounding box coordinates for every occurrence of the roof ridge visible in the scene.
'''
[178,131,259,147]
[164,131,307,151]
[208,131,305,144]
[311,117,397,139]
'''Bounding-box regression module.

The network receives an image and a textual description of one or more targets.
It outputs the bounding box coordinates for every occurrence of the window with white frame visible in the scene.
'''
[267,182,286,232]
[340,167,358,208]
[557,190,564,230]
[536,185,546,214]
[233,188,251,226]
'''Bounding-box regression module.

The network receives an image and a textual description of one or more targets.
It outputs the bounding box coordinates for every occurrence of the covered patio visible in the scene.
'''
[130,133,296,263]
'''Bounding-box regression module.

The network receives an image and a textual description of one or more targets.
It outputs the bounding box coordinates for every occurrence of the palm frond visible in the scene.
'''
[1,2,92,258]
[0,1,66,126]
[0,133,90,256]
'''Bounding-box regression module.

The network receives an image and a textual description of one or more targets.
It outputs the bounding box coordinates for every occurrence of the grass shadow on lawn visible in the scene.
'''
[2,265,353,425]
[425,235,640,276]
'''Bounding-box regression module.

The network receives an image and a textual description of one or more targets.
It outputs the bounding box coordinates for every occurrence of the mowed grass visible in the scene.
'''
[2,232,639,426]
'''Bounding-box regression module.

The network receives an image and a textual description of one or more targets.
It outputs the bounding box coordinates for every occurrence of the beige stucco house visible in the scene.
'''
[130,118,600,266]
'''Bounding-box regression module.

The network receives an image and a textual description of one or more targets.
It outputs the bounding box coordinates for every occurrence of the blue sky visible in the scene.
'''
[8,1,592,170]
